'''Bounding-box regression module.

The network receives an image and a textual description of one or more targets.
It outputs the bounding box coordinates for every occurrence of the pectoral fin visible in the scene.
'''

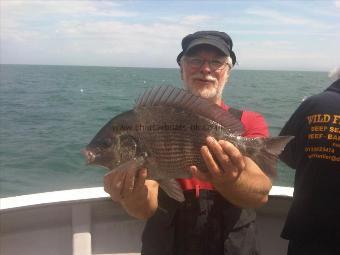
[159,179,185,202]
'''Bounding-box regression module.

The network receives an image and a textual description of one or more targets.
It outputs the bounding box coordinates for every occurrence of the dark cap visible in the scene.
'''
[176,31,236,66]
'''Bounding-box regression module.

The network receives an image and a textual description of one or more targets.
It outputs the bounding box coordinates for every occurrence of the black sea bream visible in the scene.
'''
[84,86,293,201]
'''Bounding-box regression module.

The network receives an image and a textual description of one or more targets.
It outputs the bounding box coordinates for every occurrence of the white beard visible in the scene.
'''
[185,83,223,101]
[197,87,219,99]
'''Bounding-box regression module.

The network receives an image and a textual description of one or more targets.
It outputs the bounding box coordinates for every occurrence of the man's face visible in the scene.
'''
[180,46,231,104]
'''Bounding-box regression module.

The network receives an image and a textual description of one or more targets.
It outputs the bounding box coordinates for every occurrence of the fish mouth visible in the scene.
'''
[82,149,97,165]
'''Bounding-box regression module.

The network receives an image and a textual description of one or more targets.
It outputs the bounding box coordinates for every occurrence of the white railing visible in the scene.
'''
[0,186,293,211]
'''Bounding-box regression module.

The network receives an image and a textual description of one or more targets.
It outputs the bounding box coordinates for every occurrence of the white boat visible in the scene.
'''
[0,186,293,255]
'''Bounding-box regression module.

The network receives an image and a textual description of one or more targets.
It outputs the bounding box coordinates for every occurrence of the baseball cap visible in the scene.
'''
[176,31,236,66]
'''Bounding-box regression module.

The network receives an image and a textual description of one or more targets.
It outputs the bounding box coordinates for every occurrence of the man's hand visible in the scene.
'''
[103,159,159,219]
[191,136,271,208]
[191,136,246,185]
[104,159,148,202]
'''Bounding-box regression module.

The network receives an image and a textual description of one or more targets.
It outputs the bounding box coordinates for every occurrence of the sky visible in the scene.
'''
[1,0,339,71]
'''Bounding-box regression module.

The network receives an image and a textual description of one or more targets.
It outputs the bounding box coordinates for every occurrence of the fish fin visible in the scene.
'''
[158,179,185,202]
[134,85,244,135]
[110,155,146,173]
[252,136,294,178]
[264,136,294,155]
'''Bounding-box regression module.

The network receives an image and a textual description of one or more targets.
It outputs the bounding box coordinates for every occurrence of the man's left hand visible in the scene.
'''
[191,136,246,185]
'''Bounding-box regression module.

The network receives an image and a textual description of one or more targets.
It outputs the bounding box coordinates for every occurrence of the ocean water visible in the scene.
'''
[0,64,331,198]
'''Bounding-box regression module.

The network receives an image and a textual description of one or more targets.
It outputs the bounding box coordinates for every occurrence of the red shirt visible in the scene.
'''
[177,102,269,195]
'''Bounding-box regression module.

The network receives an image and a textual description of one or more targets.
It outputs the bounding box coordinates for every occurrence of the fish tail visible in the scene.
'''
[253,136,294,178]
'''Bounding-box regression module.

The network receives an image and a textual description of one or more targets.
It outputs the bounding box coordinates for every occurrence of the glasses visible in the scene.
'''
[183,57,230,71]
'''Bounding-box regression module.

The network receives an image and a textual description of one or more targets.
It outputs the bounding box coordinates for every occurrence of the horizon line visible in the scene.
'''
[0,63,330,73]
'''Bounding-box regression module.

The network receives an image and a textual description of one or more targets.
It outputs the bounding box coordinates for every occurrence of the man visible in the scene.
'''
[279,73,340,255]
[104,31,272,255]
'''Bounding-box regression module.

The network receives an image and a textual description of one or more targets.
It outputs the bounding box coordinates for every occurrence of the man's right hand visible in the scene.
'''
[103,160,159,219]
[103,159,147,202]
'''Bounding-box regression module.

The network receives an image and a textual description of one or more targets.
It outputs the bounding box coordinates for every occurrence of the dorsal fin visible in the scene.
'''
[135,85,244,135]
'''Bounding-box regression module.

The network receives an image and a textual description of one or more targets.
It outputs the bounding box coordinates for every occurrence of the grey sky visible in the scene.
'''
[1,0,339,71]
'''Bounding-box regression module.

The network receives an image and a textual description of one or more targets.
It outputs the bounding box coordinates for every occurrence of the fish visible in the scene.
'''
[83,85,293,202]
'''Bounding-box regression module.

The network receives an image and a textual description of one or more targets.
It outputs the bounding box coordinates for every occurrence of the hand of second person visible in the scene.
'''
[191,136,246,185]
[103,159,148,203]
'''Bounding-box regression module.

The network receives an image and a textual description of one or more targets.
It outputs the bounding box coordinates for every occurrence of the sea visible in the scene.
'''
[0,64,332,198]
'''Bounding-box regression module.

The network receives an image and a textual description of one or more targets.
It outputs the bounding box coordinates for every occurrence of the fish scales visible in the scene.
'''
[132,110,216,179]
[138,128,209,179]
